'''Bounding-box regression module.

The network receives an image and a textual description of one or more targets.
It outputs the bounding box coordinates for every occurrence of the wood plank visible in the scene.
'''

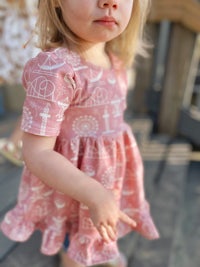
[169,162,200,267]
[0,215,17,263]
[149,0,200,33]
[182,35,200,108]
[0,165,22,261]
[179,108,200,146]
[0,232,58,267]
[158,24,196,136]
[0,169,21,215]
[130,24,158,115]
[0,163,22,184]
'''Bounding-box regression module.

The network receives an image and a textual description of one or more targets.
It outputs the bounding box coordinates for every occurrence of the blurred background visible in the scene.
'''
[0,0,200,267]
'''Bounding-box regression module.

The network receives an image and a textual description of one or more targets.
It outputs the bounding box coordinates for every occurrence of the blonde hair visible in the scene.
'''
[7,0,26,9]
[36,0,150,67]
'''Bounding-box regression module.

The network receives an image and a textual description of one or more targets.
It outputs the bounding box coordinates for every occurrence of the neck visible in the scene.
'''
[68,42,111,69]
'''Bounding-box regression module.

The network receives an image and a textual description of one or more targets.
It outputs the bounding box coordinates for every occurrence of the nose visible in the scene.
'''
[98,0,118,9]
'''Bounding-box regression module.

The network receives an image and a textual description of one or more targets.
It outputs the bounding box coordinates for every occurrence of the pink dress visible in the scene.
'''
[1,47,159,266]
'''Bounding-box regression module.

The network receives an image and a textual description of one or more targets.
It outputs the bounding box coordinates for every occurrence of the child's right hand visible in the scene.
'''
[87,187,137,243]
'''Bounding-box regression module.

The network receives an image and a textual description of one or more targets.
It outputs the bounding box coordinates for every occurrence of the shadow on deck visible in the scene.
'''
[0,114,199,267]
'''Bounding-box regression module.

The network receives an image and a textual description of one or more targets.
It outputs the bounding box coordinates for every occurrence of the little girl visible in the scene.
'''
[1,0,159,266]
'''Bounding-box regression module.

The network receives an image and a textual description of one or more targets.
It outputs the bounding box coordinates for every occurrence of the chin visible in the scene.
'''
[92,34,119,43]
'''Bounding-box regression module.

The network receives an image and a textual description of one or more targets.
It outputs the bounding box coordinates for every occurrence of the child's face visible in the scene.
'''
[60,0,134,45]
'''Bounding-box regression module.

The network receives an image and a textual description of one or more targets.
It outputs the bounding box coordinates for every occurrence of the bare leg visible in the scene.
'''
[60,251,85,267]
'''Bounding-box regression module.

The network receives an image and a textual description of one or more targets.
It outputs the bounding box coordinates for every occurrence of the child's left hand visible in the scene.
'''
[87,187,137,243]
[96,210,137,243]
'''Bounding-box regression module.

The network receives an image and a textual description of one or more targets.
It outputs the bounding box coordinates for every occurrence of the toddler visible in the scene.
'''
[1,0,159,266]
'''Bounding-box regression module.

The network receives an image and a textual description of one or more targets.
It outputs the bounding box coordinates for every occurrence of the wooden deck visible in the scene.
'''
[0,114,199,267]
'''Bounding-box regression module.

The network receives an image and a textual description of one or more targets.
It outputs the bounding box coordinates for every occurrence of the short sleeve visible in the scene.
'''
[21,51,76,136]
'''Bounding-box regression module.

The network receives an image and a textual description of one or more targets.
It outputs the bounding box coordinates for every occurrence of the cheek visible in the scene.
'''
[123,4,133,24]
[120,11,132,31]
[123,1,134,19]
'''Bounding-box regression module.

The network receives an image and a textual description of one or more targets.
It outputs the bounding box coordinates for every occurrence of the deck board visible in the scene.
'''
[0,170,21,215]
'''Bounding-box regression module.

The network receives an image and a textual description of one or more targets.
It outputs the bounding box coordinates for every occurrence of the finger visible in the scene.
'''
[97,224,110,243]
[119,211,137,227]
[107,220,117,234]
[105,224,117,242]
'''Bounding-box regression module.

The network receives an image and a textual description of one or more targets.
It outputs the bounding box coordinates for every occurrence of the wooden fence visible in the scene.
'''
[131,0,200,142]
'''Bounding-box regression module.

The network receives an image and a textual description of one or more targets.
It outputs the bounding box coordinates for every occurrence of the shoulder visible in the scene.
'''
[24,48,75,74]
[22,48,77,88]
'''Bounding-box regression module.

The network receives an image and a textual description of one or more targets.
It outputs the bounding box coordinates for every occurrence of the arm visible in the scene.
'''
[22,132,136,242]
[22,132,102,205]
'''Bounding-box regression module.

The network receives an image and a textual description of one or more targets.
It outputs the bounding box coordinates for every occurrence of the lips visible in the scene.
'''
[94,16,117,27]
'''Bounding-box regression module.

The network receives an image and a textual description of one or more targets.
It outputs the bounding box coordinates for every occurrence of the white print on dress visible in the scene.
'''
[111,96,124,117]
[54,199,66,209]
[27,76,56,100]
[56,98,70,122]
[39,104,51,135]
[88,69,103,83]
[21,107,33,131]
[72,115,99,137]
[107,73,116,85]
[39,54,65,71]
[101,167,115,189]
[102,109,114,134]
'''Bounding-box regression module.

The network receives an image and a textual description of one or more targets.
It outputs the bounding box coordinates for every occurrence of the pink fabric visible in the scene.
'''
[1,48,159,266]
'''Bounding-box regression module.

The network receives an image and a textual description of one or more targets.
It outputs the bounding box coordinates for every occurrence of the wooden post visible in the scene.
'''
[131,23,158,114]
[158,24,197,135]
[182,35,200,108]
[145,0,200,135]
[149,0,200,34]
